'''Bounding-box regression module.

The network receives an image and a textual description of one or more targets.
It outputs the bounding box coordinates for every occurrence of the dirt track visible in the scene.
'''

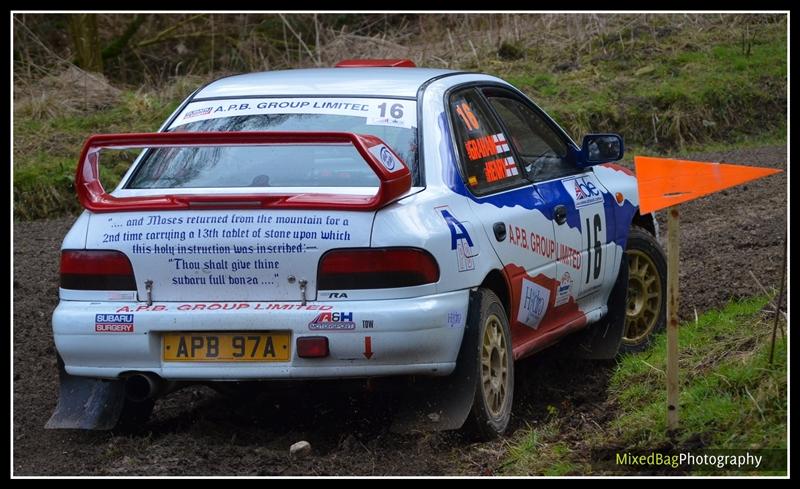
[13,146,787,476]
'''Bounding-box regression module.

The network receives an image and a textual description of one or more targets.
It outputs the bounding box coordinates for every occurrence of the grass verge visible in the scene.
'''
[501,295,787,476]
[13,78,199,220]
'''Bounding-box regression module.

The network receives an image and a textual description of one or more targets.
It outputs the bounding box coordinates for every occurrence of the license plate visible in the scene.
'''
[162,333,291,362]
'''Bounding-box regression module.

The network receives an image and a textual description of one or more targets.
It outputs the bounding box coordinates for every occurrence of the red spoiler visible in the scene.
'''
[76,131,413,212]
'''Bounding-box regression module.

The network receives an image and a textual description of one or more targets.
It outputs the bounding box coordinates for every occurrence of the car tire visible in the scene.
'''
[464,288,514,440]
[619,226,667,353]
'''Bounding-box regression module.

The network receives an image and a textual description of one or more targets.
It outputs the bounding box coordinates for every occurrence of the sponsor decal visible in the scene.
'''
[455,238,476,272]
[170,97,417,129]
[557,244,582,270]
[447,311,464,328]
[95,313,134,333]
[308,311,356,331]
[508,224,565,261]
[564,176,604,208]
[517,279,550,329]
[503,264,588,342]
[362,320,374,329]
[554,272,574,307]
[183,107,213,119]
[368,144,403,173]
[115,305,167,312]
[436,206,478,272]
[115,303,335,313]
[379,146,396,170]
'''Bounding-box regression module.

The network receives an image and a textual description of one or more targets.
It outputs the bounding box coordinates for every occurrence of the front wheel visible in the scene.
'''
[620,226,667,353]
[464,289,514,440]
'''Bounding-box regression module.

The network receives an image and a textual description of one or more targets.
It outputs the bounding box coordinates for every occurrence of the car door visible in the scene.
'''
[447,87,563,353]
[480,87,614,324]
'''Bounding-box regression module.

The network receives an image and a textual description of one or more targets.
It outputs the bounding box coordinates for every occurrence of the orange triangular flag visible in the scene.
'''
[634,156,782,214]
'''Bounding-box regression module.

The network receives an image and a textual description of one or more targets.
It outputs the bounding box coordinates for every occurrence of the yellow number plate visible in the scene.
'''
[162,333,291,362]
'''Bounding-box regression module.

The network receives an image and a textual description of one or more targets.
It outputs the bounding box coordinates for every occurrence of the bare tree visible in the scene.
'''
[68,14,102,73]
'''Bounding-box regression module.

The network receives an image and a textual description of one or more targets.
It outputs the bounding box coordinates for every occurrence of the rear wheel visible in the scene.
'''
[465,289,514,440]
[620,227,667,353]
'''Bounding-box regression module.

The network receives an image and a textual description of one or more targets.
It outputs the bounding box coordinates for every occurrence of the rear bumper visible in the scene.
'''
[52,290,469,380]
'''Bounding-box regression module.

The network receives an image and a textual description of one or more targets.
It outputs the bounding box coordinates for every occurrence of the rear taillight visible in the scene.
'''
[318,248,439,290]
[296,337,330,358]
[60,250,136,290]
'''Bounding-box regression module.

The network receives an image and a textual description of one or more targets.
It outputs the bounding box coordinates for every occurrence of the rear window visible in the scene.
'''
[126,97,418,189]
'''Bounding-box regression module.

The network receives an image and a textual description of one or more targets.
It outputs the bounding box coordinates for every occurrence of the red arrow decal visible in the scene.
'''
[363,336,373,359]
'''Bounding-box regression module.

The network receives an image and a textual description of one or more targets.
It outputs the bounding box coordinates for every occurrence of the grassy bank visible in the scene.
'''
[501,296,787,476]
[490,15,787,155]
[13,77,200,219]
[13,14,786,220]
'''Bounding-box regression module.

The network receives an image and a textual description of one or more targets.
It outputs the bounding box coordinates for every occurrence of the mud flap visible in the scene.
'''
[390,293,480,433]
[568,255,629,359]
[44,355,126,430]
[388,374,476,433]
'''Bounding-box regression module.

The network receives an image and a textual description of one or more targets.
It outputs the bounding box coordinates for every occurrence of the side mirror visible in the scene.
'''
[579,134,624,167]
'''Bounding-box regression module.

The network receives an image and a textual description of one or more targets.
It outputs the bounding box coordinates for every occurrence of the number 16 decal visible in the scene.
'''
[585,214,602,284]
[455,102,480,131]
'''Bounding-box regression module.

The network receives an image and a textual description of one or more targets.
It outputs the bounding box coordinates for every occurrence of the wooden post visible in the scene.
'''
[666,206,680,431]
[769,229,787,365]
[634,155,781,432]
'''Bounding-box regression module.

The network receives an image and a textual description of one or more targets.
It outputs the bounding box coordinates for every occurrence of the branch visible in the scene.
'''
[135,14,207,49]
[277,14,320,66]
[102,14,147,61]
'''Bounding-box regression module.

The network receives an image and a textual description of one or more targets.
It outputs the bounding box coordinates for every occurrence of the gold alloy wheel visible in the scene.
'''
[623,249,663,345]
[480,314,509,417]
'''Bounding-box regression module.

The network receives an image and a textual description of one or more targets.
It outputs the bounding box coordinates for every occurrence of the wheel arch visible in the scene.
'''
[478,269,511,320]
[631,210,658,239]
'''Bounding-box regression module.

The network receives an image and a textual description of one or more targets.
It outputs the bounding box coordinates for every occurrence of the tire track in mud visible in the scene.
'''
[13,146,786,475]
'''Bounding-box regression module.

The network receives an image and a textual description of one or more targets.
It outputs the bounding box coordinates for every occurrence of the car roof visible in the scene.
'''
[194,67,460,99]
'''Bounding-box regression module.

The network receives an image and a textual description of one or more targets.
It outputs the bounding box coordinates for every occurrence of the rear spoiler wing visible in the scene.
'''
[75,131,413,212]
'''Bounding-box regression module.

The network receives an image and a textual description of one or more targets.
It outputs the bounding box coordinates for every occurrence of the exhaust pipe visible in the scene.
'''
[124,372,162,402]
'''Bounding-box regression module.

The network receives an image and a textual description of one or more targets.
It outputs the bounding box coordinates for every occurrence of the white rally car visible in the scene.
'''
[48,59,666,438]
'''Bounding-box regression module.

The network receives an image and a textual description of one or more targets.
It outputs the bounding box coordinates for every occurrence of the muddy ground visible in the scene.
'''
[13,146,787,476]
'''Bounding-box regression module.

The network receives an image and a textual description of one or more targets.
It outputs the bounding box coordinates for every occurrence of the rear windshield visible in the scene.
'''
[126,97,419,189]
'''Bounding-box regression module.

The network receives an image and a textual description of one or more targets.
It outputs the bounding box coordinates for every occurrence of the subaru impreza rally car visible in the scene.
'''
[48,59,666,438]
